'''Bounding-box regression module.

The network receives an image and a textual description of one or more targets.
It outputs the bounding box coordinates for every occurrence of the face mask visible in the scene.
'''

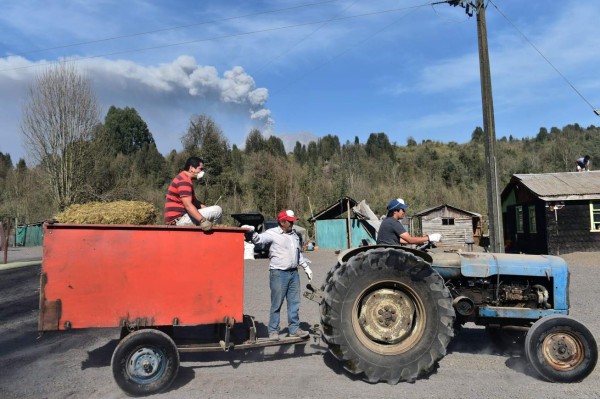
[197,170,205,180]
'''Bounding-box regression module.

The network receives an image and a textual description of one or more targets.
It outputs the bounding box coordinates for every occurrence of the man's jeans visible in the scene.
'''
[269,269,300,334]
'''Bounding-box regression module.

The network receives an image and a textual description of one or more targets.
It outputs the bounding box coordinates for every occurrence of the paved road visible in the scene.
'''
[0,246,42,270]
[0,249,598,399]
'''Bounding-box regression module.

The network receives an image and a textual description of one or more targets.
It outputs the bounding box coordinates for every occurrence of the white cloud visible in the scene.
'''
[0,55,273,160]
[249,108,271,120]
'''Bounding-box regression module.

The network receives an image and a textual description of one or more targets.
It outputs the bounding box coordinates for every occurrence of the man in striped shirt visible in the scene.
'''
[164,157,222,231]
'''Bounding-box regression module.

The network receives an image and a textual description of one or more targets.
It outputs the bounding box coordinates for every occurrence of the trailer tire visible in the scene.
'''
[524,315,598,383]
[111,329,180,396]
[320,247,455,383]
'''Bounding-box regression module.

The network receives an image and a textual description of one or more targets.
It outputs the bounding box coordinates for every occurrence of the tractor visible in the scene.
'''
[309,244,598,384]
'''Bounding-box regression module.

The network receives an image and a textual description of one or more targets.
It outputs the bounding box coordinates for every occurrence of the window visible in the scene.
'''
[528,206,537,234]
[515,206,524,233]
[442,218,455,226]
[590,201,600,232]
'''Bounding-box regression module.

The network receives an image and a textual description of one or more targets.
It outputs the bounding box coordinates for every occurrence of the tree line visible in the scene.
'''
[0,63,597,233]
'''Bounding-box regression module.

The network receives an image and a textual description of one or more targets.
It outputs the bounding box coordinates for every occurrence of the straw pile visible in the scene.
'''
[55,201,158,225]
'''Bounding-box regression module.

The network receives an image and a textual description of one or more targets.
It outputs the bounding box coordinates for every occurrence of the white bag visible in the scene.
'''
[244,241,255,260]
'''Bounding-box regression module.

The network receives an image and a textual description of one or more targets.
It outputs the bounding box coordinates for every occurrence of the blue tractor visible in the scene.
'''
[310,245,598,384]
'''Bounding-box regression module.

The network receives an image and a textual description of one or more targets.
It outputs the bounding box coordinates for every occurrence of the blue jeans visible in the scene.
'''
[269,269,300,334]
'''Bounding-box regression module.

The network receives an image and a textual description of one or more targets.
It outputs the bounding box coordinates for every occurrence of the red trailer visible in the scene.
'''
[39,222,309,396]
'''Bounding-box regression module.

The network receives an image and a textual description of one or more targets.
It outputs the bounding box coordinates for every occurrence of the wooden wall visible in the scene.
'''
[546,201,600,255]
[417,207,480,248]
[505,200,600,255]
[315,218,373,249]
[421,217,475,247]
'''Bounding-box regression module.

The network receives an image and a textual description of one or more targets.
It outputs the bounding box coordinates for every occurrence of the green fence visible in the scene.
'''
[16,223,44,247]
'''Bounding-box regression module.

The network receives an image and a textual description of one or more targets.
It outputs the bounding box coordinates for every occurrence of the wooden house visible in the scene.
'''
[413,204,482,248]
[501,171,600,255]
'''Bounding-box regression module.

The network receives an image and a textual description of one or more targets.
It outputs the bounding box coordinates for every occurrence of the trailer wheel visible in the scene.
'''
[111,329,180,396]
[524,315,598,383]
[320,247,455,383]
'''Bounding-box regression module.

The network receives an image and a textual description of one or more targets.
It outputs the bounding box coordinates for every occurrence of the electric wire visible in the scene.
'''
[271,5,424,95]
[0,0,339,60]
[0,3,443,73]
[252,0,359,75]
[488,0,598,115]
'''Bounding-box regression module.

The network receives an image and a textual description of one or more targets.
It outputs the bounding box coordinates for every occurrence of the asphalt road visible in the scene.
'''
[0,249,599,399]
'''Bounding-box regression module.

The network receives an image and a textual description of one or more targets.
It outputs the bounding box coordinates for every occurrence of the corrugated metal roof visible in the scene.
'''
[308,196,358,222]
[511,171,600,201]
[414,203,481,217]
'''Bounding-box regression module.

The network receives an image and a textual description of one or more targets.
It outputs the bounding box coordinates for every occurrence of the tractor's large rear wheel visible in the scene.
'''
[320,247,455,383]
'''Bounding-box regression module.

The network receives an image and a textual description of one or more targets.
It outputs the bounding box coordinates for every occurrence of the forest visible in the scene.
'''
[0,64,598,234]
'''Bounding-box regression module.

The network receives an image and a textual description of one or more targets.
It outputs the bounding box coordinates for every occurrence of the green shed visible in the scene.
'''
[308,197,377,250]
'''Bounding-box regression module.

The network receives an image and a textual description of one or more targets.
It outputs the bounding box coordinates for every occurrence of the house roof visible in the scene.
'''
[308,196,358,222]
[413,203,481,218]
[502,171,600,201]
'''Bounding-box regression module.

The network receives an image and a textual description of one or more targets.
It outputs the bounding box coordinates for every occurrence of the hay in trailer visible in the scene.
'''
[55,201,159,225]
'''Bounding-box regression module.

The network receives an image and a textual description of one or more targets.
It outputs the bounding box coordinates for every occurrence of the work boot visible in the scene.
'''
[269,332,280,341]
[289,329,309,339]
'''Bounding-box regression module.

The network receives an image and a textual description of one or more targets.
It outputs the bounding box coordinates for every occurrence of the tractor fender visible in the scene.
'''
[337,244,432,264]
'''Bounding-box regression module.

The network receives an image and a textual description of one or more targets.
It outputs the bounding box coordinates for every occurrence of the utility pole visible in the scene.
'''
[450,0,504,252]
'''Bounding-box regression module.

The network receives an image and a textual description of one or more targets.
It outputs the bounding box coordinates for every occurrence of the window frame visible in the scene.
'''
[515,206,524,233]
[590,201,600,232]
[442,217,455,226]
[528,206,537,234]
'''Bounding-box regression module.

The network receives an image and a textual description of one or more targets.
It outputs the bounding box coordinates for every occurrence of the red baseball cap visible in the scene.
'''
[277,209,298,222]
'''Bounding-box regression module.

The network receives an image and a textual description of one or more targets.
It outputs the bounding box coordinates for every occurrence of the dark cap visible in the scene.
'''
[387,198,408,211]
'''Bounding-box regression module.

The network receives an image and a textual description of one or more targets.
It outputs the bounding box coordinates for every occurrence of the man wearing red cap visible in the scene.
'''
[246,209,312,340]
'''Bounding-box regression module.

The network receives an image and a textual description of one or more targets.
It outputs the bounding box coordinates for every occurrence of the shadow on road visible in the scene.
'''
[79,319,331,392]
[82,338,119,369]
[448,325,540,379]
[448,325,524,356]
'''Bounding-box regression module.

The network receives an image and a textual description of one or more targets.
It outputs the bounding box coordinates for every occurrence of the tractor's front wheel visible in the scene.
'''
[320,247,455,383]
[524,315,597,383]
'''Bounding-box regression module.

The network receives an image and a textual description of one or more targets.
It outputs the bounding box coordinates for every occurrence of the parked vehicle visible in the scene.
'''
[38,222,597,396]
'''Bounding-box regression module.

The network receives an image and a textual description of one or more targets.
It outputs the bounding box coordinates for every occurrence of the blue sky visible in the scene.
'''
[1,0,599,162]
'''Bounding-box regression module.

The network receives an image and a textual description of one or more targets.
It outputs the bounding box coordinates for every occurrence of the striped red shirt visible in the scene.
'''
[164,171,197,224]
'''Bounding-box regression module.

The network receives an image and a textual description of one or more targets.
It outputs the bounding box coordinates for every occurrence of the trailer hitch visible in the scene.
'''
[219,316,236,351]
[303,283,324,305]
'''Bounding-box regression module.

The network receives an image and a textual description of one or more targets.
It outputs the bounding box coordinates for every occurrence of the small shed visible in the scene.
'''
[501,171,600,255]
[308,197,375,249]
[413,204,481,248]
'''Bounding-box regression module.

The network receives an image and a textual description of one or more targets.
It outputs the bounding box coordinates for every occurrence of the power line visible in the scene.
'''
[252,0,359,75]
[488,0,599,116]
[0,3,442,73]
[271,4,425,95]
[1,0,339,60]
